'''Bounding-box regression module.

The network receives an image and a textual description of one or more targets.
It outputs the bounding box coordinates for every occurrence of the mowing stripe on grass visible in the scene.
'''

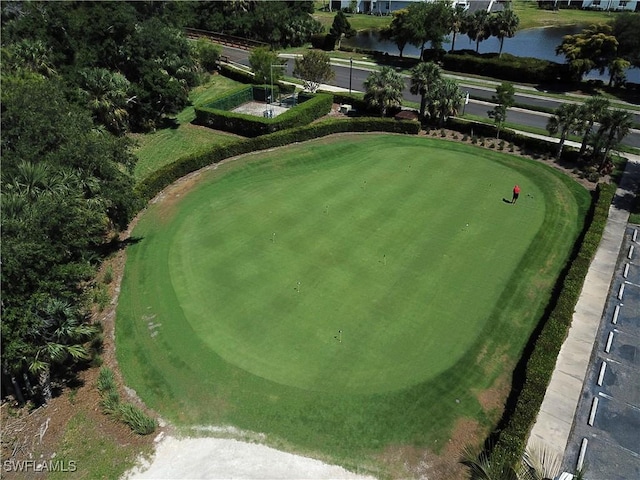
[117,134,589,466]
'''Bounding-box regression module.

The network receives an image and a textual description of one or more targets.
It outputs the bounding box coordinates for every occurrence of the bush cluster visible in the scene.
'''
[442,51,572,84]
[446,118,577,160]
[194,93,333,137]
[97,367,157,435]
[490,182,616,466]
[136,117,420,202]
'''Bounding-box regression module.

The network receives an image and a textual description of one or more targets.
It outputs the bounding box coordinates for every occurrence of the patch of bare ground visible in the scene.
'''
[378,418,483,480]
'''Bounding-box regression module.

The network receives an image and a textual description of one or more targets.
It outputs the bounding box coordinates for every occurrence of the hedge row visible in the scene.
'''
[491,182,616,466]
[217,64,295,95]
[136,117,420,202]
[194,93,333,137]
[441,51,573,84]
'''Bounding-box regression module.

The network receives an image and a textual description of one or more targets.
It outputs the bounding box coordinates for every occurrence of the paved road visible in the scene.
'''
[221,46,640,149]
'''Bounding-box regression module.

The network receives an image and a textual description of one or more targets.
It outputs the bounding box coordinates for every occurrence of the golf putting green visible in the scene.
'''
[118,134,579,398]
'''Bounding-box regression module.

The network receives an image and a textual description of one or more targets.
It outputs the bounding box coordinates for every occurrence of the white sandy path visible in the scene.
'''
[124,436,377,480]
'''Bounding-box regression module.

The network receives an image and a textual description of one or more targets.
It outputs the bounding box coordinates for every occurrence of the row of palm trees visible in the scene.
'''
[546,96,634,167]
[362,61,464,123]
[382,4,519,59]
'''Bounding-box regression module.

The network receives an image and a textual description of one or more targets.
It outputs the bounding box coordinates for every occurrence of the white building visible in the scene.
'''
[326,0,638,13]
[327,0,505,15]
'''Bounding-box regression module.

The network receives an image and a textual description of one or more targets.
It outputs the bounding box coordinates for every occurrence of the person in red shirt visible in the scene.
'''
[512,184,520,204]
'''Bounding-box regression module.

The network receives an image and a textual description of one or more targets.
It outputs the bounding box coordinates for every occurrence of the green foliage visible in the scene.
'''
[103,266,114,285]
[442,52,569,84]
[194,39,222,72]
[612,13,640,68]
[489,182,616,468]
[248,47,281,85]
[118,403,158,435]
[488,82,515,138]
[363,66,405,116]
[96,367,156,435]
[330,10,356,49]
[293,50,335,93]
[555,23,620,83]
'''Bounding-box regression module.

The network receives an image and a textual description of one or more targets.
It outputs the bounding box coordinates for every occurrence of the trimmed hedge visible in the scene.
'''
[194,93,333,137]
[490,182,616,466]
[136,117,420,202]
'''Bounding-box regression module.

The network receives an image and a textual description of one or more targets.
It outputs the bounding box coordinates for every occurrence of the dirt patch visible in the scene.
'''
[378,418,483,480]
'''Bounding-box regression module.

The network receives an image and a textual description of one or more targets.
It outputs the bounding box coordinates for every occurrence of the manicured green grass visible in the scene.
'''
[512,1,615,30]
[48,412,148,480]
[131,74,242,180]
[116,134,589,472]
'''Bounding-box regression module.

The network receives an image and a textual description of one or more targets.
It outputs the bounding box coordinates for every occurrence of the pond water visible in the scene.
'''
[343,26,640,84]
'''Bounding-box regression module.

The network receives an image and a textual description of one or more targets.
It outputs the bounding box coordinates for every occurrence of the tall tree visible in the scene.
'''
[611,12,640,68]
[595,109,634,166]
[28,298,98,403]
[329,10,355,49]
[491,8,520,57]
[449,4,467,53]
[77,68,132,134]
[363,66,405,117]
[410,61,442,119]
[293,50,335,93]
[464,10,492,53]
[488,82,515,139]
[577,96,610,158]
[430,78,464,126]
[555,24,619,83]
[249,47,282,85]
[380,9,413,59]
[546,103,582,160]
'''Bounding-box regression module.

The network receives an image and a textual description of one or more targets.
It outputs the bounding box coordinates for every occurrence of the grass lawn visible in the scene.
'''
[513,1,618,30]
[131,74,243,180]
[116,134,589,474]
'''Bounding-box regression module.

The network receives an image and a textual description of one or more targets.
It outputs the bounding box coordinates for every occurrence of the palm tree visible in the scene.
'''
[363,66,405,117]
[78,68,131,134]
[410,62,442,119]
[449,4,467,53]
[492,9,520,57]
[577,96,610,158]
[29,298,98,403]
[596,109,634,166]
[546,103,582,160]
[431,78,464,126]
[464,10,492,53]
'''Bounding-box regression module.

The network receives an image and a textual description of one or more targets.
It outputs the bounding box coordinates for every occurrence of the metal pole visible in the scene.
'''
[349,57,353,94]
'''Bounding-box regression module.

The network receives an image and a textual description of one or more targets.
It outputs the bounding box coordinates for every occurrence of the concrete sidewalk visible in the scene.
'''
[526,153,640,463]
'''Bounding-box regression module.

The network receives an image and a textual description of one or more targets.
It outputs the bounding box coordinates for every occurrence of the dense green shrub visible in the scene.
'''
[119,403,158,435]
[442,51,572,84]
[490,182,616,466]
[136,118,420,202]
[96,367,157,435]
